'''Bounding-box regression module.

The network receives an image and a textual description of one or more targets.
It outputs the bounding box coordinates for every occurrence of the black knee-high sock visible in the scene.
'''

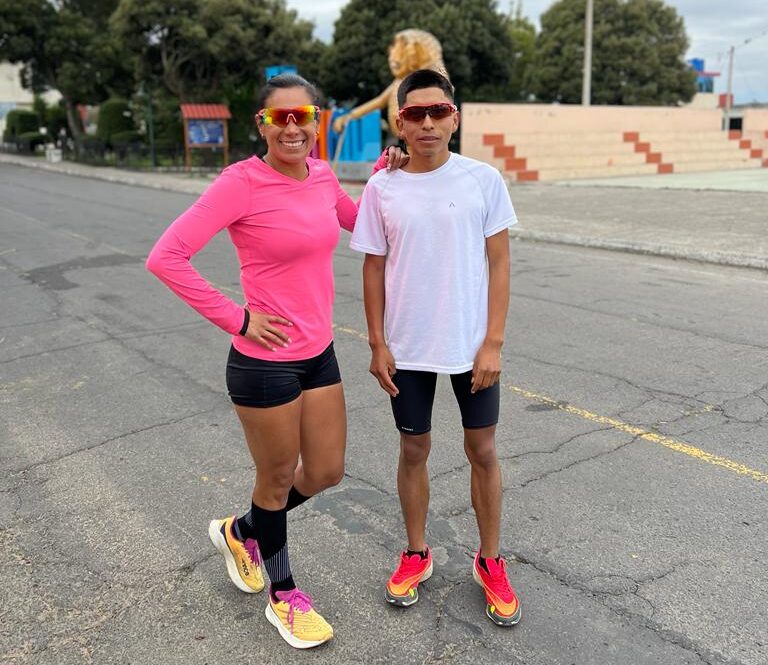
[248,503,295,599]
[236,487,310,541]
[285,486,310,511]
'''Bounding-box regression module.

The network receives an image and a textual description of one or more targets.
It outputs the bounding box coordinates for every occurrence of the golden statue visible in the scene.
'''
[333,29,449,137]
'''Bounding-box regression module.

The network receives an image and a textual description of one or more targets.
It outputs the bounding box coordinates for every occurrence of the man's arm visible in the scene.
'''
[471,228,510,393]
[362,254,399,396]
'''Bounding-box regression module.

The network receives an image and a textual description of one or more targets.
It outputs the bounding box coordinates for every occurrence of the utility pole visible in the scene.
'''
[582,0,594,106]
[724,45,734,130]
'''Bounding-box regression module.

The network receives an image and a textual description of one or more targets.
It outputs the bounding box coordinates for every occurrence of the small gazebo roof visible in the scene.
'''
[180,104,232,120]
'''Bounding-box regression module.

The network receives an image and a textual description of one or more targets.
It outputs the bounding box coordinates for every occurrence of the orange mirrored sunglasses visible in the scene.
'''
[257,105,320,127]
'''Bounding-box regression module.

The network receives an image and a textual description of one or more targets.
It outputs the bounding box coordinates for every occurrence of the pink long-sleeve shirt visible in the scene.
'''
[147,155,375,361]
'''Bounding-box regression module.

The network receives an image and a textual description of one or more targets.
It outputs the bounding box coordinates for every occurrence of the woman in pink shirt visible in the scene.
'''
[146,74,405,649]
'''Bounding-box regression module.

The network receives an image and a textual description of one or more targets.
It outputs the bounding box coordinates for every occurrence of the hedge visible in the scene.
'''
[3,109,39,142]
[17,131,46,153]
[96,99,134,147]
[110,130,142,148]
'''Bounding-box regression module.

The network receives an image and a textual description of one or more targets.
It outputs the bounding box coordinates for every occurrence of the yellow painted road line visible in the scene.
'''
[502,384,768,485]
[333,324,368,341]
[333,323,768,485]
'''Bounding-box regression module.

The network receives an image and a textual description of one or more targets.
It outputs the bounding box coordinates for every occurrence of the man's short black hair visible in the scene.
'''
[397,69,455,108]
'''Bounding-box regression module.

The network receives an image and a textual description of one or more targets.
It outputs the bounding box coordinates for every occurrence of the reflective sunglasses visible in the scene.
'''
[257,105,320,127]
[398,103,457,122]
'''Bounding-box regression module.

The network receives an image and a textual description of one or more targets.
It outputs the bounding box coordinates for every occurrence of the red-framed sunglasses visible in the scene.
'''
[398,103,457,122]
[257,105,320,127]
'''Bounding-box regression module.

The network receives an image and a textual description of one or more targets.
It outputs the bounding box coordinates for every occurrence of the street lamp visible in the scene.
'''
[724,45,735,130]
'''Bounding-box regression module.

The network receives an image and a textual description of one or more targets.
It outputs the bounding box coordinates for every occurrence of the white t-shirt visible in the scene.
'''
[350,152,517,373]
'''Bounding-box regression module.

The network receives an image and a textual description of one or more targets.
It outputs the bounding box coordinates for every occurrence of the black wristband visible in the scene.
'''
[238,308,250,336]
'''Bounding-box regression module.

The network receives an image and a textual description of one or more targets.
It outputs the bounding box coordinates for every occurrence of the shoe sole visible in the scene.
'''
[472,564,522,626]
[385,560,434,607]
[265,603,332,649]
[207,520,263,594]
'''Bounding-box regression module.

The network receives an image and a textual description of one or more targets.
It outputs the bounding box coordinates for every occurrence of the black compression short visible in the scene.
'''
[226,342,341,408]
[389,369,500,435]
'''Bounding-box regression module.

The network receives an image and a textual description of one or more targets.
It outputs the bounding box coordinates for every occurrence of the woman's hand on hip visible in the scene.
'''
[244,308,293,351]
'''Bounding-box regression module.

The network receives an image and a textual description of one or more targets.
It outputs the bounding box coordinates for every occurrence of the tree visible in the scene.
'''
[428,0,525,102]
[0,0,130,144]
[320,0,529,104]
[111,0,325,152]
[532,0,697,105]
[111,0,324,102]
[508,2,537,102]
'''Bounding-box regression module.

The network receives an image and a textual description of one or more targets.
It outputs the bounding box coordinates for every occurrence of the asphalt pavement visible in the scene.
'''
[1,158,767,664]
[3,152,768,269]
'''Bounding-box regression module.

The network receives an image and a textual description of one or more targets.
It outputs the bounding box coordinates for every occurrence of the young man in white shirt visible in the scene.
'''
[350,69,521,626]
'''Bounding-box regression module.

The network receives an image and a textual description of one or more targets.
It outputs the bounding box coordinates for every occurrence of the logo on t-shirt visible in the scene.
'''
[449,202,456,208]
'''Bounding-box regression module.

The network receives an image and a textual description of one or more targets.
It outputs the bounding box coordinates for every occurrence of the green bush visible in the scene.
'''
[110,130,142,149]
[153,97,184,144]
[46,105,69,139]
[3,109,39,142]
[81,135,106,154]
[33,96,47,126]
[17,131,46,153]
[96,99,134,147]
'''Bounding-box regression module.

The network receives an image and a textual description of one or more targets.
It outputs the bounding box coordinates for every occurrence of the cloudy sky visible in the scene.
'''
[284,0,768,104]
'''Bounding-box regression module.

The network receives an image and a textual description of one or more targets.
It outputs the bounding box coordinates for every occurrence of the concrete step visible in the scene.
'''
[659,150,759,164]
[529,163,659,181]
[508,143,635,158]
[671,159,764,173]
[742,131,768,150]
[642,139,744,152]
[498,132,630,145]
[525,152,648,169]
[638,131,729,142]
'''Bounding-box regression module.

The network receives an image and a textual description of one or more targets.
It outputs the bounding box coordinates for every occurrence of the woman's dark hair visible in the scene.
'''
[397,69,454,108]
[258,73,320,107]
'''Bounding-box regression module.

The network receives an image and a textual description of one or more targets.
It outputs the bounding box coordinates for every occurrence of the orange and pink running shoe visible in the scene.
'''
[472,552,521,626]
[385,548,433,607]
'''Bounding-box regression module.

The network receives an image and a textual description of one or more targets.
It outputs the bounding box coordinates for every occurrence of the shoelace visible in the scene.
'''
[244,538,261,566]
[487,559,514,598]
[275,588,314,632]
[392,552,427,583]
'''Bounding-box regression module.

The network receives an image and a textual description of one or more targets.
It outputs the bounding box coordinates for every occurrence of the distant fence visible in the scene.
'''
[62,141,259,171]
[0,139,260,171]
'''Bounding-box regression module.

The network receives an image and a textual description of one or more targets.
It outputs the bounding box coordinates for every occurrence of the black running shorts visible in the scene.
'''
[226,342,341,408]
[390,369,500,435]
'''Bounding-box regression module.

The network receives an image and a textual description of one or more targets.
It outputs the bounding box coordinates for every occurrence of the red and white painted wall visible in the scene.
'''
[461,103,768,182]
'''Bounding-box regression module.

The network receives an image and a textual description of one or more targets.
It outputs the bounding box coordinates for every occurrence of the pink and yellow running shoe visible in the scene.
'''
[207,516,264,593]
[385,548,433,607]
[472,552,521,626]
[265,588,333,649]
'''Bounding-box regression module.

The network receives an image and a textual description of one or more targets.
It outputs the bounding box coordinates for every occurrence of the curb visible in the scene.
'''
[509,229,768,272]
[0,153,211,195]
[4,153,766,272]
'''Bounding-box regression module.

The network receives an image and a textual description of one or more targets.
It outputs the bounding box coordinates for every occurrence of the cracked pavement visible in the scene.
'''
[1,164,767,664]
